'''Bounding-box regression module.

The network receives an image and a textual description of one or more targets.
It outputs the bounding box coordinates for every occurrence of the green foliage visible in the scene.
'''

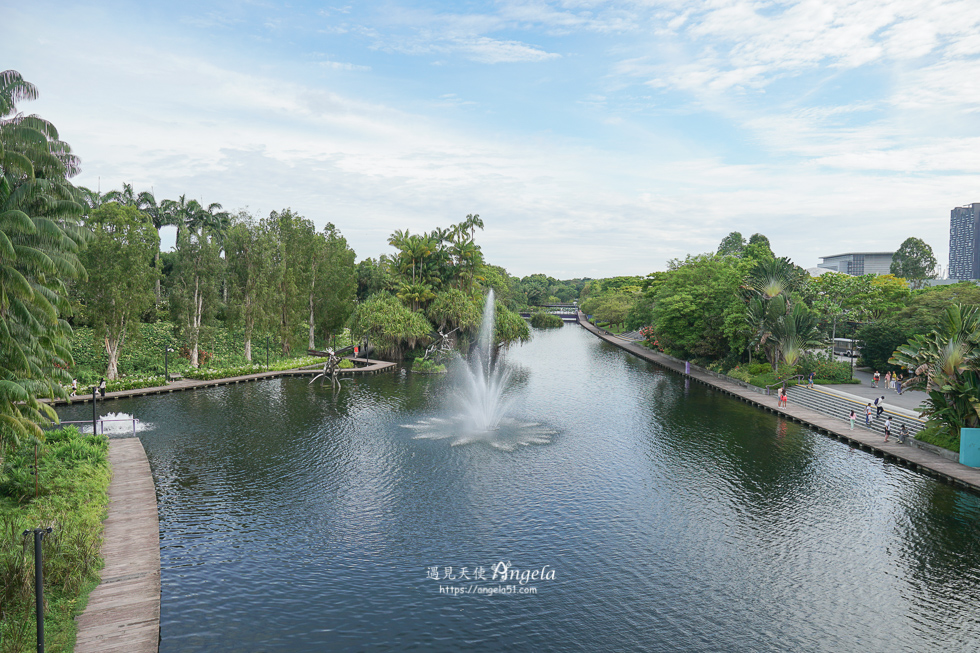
[717,231,746,257]
[494,302,531,346]
[856,320,909,372]
[913,422,959,452]
[796,352,854,383]
[1,70,88,454]
[427,289,480,334]
[349,292,433,360]
[530,311,563,328]
[0,426,110,651]
[581,293,632,326]
[890,304,980,440]
[650,254,749,360]
[890,237,937,288]
[411,358,447,374]
[183,355,322,380]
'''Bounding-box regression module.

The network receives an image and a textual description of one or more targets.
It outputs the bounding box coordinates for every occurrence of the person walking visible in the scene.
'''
[70,378,77,397]
[897,374,904,395]
[849,409,856,430]
[883,416,892,442]
[885,371,891,389]
[873,370,880,388]
[899,423,909,444]
[865,403,873,427]
[99,377,106,398]
[876,396,885,419]
[808,371,815,389]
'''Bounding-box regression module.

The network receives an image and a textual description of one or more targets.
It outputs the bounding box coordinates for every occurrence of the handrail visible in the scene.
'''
[764,375,806,395]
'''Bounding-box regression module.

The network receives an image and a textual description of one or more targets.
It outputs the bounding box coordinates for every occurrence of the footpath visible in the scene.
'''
[579,315,980,494]
[75,438,160,652]
[49,357,397,406]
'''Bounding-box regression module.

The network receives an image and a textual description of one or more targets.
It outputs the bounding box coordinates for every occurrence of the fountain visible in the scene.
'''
[80,411,151,436]
[403,290,556,450]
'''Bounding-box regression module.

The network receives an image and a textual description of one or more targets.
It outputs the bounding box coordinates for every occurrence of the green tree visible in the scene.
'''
[717,231,746,257]
[264,208,316,354]
[169,222,222,367]
[891,237,937,289]
[77,204,159,379]
[349,292,433,359]
[225,212,274,363]
[744,233,774,261]
[310,223,357,349]
[1,70,88,451]
[427,288,480,334]
[891,304,980,442]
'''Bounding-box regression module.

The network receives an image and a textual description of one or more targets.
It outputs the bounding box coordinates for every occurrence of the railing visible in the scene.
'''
[764,375,806,396]
[50,418,140,438]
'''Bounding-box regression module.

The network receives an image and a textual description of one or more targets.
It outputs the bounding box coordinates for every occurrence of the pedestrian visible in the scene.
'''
[777,388,784,408]
[849,409,856,430]
[883,416,892,442]
[885,371,891,388]
[897,374,904,395]
[876,396,885,419]
[808,371,815,389]
[865,403,873,426]
[899,423,909,444]
[873,370,880,388]
[873,395,881,418]
[70,378,77,397]
[99,377,106,398]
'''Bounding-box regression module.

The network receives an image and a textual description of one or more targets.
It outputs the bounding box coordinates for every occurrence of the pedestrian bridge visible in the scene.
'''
[519,304,580,322]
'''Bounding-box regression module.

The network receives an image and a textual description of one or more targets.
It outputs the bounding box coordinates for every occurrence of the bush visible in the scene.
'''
[530,312,563,329]
[0,426,111,651]
[798,353,854,384]
[914,422,960,453]
[726,366,752,383]
[747,363,772,376]
[411,358,447,374]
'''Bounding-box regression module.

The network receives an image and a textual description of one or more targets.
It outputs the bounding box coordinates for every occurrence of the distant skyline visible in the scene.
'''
[4,0,979,278]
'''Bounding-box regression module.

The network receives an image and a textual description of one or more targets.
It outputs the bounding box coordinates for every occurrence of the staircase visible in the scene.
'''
[785,385,925,438]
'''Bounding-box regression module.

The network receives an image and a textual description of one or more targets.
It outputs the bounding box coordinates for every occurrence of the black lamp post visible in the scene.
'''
[266,336,270,368]
[92,386,98,435]
[24,526,52,652]
[164,347,174,383]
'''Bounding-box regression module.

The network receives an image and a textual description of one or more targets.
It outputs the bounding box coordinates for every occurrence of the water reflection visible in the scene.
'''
[56,327,980,652]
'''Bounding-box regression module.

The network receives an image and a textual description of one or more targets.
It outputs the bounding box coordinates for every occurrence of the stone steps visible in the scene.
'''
[785,385,924,437]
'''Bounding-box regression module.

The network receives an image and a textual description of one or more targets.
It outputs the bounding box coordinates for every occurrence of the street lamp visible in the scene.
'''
[164,347,174,384]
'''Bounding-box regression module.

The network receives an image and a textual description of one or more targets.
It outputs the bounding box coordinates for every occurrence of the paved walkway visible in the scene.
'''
[579,315,980,494]
[75,438,160,653]
[51,357,397,406]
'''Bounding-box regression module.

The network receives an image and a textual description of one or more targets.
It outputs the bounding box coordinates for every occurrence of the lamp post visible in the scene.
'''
[23,527,53,652]
[266,336,270,368]
[164,347,174,384]
[92,386,98,435]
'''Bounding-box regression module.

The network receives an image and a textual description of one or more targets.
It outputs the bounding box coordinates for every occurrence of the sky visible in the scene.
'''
[4,0,980,278]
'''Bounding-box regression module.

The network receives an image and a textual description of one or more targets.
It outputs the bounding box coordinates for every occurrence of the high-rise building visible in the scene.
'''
[949,203,980,280]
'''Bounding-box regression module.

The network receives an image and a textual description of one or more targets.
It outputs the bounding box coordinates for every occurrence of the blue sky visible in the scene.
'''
[5,0,980,277]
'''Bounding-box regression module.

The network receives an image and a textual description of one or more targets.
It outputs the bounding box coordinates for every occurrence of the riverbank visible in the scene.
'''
[75,438,160,653]
[48,357,397,406]
[579,315,980,494]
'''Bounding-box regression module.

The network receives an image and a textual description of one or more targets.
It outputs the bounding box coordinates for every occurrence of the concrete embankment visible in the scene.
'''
[75,438,160,653]
[578,316,980,494]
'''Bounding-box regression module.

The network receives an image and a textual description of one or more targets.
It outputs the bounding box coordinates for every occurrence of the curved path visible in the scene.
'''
[50,357,397,406]
[579,315,980,494]
[75,438,160,653]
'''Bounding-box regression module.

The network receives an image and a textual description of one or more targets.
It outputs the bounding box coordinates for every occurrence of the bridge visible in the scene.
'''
[519,304,581,322]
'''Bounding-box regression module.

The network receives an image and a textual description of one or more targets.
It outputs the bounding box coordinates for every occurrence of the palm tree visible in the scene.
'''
[891,304,980,440]
[0,70,87,451]
[105,182,137,206]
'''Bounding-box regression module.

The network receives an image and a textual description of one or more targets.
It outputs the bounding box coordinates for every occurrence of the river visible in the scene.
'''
[58,325,980,651]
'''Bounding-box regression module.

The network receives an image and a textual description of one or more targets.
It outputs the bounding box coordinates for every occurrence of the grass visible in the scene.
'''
[0,427,111,652]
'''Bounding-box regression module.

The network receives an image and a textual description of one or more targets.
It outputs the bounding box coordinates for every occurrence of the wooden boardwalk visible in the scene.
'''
[50,357,397,406]
[75,438,160,653]
[579,315,980,494]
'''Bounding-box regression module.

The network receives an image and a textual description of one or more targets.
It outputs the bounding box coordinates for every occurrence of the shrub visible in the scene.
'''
[0,426,111,651]
[913,422,960,453]
[411,358,447,374]
[726,367,752,383]
[530,312,563,329]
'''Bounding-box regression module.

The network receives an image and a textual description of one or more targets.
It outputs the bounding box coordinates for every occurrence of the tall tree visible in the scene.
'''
[891,237,937,289]
[717,231,746,257]
[264,208,316,354]
[225,212,274,363]
[168,215,222,367]
[309,223,357,349]
[0,70,88,450]
[77,204,159,379]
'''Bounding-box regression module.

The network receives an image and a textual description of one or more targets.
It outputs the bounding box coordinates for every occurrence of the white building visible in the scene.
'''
[817,252,894,276]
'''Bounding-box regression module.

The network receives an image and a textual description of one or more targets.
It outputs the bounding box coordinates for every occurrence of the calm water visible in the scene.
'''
[59,327,980,651]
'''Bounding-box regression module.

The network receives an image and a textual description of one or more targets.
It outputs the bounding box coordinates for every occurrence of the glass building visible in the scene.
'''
[949,203,980,280]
